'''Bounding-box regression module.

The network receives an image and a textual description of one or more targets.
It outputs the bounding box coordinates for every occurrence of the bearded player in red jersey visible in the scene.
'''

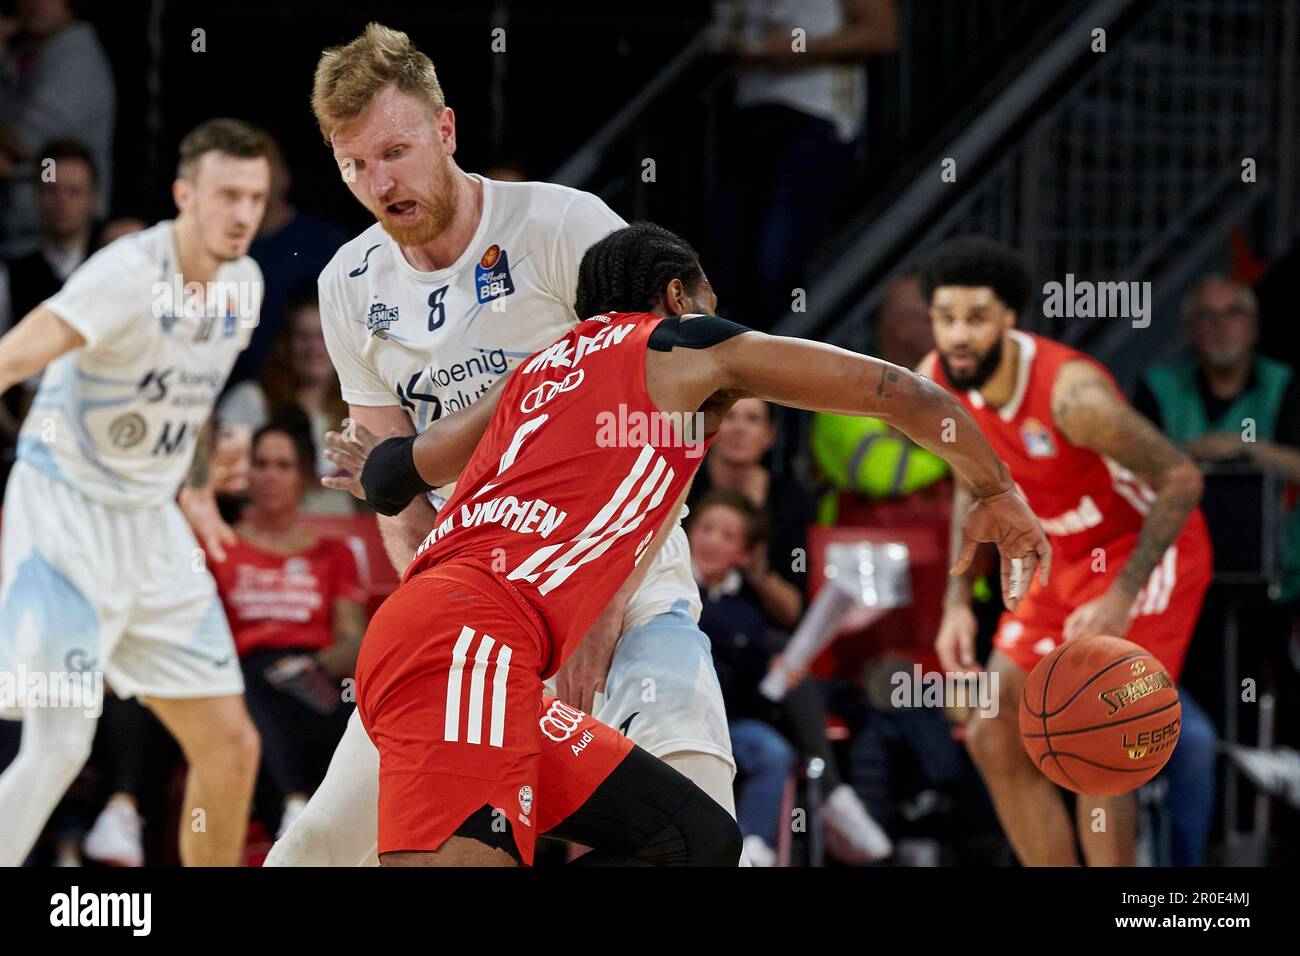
[322,224,1051,866]
[918,237,1213,867]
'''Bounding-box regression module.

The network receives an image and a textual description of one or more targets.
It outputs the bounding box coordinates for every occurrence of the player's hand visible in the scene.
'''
[935,602,979,675]
[1063,586,1136,641]
[953,485,1051,612]
[321,421,388,500]
[554,605,622,714]
[178,484,237,563]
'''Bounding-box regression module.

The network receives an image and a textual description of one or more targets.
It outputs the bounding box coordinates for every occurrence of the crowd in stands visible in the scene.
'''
[1,0,1297,866]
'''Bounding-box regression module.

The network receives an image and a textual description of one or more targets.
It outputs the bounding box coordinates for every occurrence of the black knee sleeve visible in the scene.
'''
[552,745,742,866]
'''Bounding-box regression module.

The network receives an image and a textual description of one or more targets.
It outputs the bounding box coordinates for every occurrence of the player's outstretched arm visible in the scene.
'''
[0,305,86,394]
[702,329,1052,607]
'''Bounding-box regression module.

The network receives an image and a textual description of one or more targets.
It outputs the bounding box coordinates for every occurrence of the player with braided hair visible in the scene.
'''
[318,222,1050,866]
[267,23,752,865]
[573,222,705,319]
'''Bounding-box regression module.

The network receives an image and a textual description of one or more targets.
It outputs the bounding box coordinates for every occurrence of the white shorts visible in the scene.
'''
[0,460,243,712]
[595,600,735,770]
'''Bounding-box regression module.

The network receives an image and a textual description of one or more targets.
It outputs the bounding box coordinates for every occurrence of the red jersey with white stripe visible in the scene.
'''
[928,330,1166,562]
[405,311,709,675]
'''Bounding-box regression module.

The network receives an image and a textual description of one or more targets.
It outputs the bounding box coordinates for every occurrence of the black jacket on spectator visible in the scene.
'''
[697,574,777,721]
[6,249,65,327]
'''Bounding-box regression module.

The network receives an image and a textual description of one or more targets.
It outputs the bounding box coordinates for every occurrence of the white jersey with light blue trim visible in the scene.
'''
[317,174,627,500]
[318,177,705,631]
[17,220,261,509]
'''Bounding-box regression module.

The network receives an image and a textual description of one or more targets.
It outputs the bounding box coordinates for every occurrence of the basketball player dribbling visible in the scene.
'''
[918,237,1213,866]
[322,223,1051,866]
[270,21,867,865]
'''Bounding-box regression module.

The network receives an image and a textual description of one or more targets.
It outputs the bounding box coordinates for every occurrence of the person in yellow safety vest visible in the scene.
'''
[811,275,950,523]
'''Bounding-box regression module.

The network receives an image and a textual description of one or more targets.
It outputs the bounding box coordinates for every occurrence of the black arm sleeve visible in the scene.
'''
[648,314,751,352]
[360,436,434,517]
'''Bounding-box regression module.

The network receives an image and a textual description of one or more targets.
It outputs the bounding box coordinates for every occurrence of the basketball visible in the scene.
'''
[1019,635,1182,796]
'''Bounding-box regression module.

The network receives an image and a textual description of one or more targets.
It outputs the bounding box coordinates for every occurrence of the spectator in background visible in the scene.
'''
[1135,276,1300,844]
[707,0,898,330]
[208,415,366,837]
[688,397,810,629]
[0,138,97,477]
[1136,276,1300,606]
[94,215,147,249]
[810,275,950,521]
[0,0,114,257]
[230,139,347,385]
[218,286,353,512]
[690,490,892,866]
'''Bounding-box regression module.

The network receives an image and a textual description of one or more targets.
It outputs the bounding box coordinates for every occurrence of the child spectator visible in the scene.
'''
[689,489,891,865]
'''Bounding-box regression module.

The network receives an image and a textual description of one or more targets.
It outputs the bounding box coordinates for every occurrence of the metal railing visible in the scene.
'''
[778,0,1299,385]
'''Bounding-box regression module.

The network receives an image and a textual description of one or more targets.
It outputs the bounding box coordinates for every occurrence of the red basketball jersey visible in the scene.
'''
[405,311,710,675]
[927,330,1182,562]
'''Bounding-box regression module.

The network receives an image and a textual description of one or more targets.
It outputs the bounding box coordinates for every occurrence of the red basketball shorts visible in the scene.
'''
[994,511,1212,681]
[355,559,634,864]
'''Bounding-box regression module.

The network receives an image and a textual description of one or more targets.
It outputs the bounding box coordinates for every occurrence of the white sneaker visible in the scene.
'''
[1227,745,1300,809]
[277,795,309,840]
[823,784,892,864]
[83,800,144,867]
[742,834,776,867]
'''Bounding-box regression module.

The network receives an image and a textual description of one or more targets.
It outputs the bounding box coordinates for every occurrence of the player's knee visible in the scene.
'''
[964,706,1024,773]
[675,786,743,866]
[193,715,261,782]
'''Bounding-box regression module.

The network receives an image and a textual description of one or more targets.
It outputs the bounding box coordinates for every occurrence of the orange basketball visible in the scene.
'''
[1019,635,1181,795]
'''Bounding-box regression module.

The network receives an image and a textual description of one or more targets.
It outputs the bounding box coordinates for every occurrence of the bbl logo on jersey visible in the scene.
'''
[367,300,400,339]
[1020,417,1057,458]
[475,243,515,303]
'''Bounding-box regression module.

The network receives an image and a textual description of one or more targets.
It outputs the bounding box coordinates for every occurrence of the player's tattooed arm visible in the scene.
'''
[700,331,1051,608]
[1052,359,1204,597]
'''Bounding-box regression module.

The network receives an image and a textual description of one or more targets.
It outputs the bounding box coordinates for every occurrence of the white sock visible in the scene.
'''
[0,708,98,866]
[263,709,379,867]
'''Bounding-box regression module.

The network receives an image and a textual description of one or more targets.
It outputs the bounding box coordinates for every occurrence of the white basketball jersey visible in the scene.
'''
[318,175,700,628]
[19,221,261,509]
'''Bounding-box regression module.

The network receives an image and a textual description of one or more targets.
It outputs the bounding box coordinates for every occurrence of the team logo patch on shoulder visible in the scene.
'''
[367,299,399,339]
[475,243,515,303]
[1020,417,1057,458]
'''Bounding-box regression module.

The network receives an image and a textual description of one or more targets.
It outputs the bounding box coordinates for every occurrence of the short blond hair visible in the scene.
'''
[311,22,446,143]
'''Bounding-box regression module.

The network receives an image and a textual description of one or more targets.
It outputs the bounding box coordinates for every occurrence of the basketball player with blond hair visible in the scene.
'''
[266,22,916,866]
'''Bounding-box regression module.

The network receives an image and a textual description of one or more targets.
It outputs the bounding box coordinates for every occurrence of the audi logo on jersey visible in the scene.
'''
[519,368,585,414]
[539,699,585,742]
